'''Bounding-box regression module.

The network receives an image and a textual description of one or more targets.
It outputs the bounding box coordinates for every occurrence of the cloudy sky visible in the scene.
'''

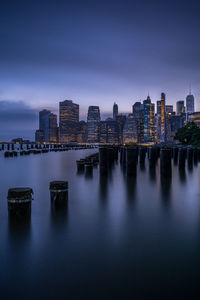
[1,0,200,140]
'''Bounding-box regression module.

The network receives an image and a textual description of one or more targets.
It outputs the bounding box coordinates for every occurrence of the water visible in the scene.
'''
[0,149,200,299]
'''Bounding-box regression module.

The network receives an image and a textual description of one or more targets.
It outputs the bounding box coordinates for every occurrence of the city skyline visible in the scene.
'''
[0,89,197,141]
[33,92,196,145]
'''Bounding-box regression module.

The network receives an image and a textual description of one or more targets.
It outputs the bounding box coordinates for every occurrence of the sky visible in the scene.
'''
[1,0,200,140]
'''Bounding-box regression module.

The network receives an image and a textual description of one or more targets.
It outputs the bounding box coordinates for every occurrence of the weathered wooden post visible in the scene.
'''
[76,160,85,172]
[49,181,68,206]
[7,188,33,218]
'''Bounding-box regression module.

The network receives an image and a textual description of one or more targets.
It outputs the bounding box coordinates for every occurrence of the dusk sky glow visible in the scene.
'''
[1,0,200,140]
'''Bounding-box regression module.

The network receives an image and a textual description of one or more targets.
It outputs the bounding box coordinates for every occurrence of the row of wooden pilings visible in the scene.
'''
[76,153,99,177]
[3,144,97,158]
[99,145,200,177]
[7,181,69,219]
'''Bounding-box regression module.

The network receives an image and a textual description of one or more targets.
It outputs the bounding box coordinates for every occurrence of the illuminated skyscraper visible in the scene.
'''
[59,100,79,143]
[132,102,143,143]
[123,114,138,144]
[100,119,119,144]
[77,121,87,143]
[160,92,166,142]
[155,101,161,142]
[87,106,100,143]
[142,96,155,143]
[116,114,126,143]
[149,103,155,142]
[157,101,161,116]
[113,102,118,120]
[165,105,173,114]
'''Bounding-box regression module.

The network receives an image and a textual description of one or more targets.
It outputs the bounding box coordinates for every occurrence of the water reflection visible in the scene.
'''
[99,174,108,203]
[149,162,156,182]
[126,176,137,203]
[179,167,186,183]
[8,216,31,246]
[50,193,68,228]
[160,173,172,205]
[187,160,193,173]
[140,160,146,172]
[51,202,68,228]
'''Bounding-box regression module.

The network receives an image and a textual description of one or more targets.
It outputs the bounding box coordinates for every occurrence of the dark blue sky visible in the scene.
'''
[1,0,200,140]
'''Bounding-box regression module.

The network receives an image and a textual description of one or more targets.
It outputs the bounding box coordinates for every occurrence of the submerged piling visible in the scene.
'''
[7,187,33,218]
[76,160,85,172]
[49,181,68,206]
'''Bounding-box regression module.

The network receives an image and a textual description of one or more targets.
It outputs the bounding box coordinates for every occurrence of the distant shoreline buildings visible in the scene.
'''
[35,91,197,144]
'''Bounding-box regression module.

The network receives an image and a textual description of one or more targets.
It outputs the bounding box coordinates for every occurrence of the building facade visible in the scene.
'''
[87,106,101,143]
[59,100,79,143]
[176,100,185,115]
[113,102,118,120]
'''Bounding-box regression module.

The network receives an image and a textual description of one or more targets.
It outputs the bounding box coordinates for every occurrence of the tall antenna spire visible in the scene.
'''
[189,82,191,95]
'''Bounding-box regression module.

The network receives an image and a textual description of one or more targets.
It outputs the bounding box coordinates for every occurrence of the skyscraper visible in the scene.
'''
[36,109,58,143]
[143,95,155,143]
[77,121,87,143]
[48,113,58,143]
[165,105,173,114]
[116,114,126,143]
[113,102,118,120]
[160,92,166,142]
[100,119,119,144]
[186,93,195,114]
[39,109,51,142]
[132,102,143,143]
[143,96,151,143]
[176,101,185,115]
[87,106,101,143]
[123,114,138,144]
[156,100,161,142]
[157,101,161,116]
[59,100,79,143]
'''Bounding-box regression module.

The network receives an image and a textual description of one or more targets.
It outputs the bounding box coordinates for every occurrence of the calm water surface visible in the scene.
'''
[0,149,200,299]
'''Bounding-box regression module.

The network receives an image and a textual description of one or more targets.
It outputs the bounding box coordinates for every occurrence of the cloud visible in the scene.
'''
[0,101,38,141]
